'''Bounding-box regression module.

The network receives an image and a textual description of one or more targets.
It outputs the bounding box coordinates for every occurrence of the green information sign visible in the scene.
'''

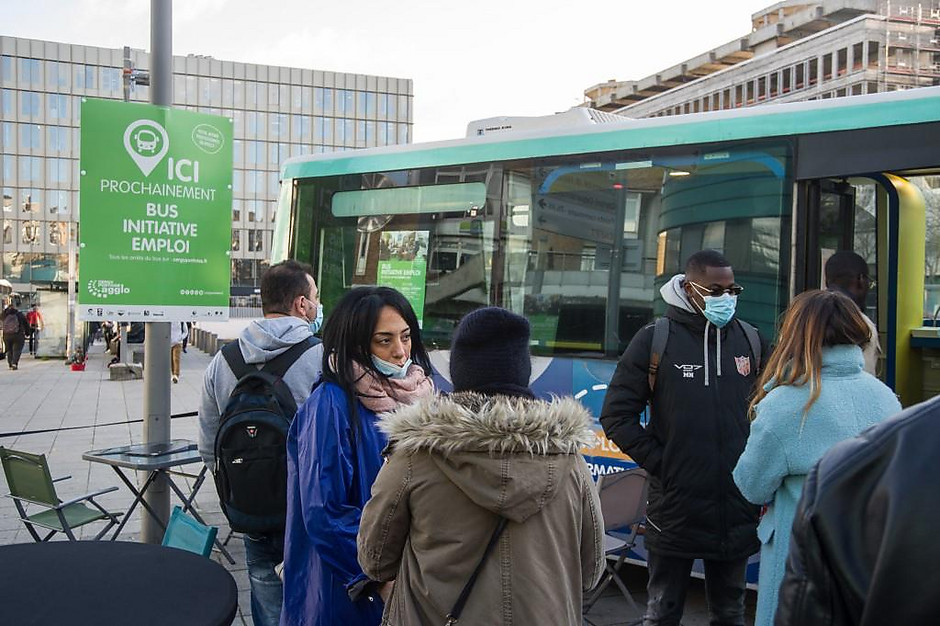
[376,231,429,328]
[78,99,232,321]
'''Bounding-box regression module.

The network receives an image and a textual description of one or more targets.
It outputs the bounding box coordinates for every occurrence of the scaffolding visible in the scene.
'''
[881,2,940,91]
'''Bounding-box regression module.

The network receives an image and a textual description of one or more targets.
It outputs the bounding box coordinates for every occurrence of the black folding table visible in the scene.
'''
[83,439,233,563]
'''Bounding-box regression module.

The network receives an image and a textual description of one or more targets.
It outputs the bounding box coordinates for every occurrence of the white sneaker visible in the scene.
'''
[172,375,179,383]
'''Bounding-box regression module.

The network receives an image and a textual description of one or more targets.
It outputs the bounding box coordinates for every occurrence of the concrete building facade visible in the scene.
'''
[0,35,413,299]
[585,1,940,117]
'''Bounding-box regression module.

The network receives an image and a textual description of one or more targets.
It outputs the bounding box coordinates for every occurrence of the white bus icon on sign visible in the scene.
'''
[136,129,159,153]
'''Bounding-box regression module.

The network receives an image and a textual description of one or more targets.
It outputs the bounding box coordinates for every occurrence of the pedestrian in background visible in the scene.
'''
[170,321,189,383]
[102,321,116,355]
[82,321,101,357]
[1,299,28,370]
[825,251,881,375]
[25,303,43,356]
[358,307,604,625]
[733,290,900,626]
[280,286,433,626]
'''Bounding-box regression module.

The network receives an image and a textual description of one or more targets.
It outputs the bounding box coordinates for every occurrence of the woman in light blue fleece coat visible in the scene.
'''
[733,290,901,626]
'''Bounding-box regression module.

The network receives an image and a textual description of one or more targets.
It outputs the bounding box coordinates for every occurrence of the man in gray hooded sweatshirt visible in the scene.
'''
[199,259,324,626]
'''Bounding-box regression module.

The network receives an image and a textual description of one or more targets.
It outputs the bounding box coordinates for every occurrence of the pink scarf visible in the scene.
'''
[350,361,434,413]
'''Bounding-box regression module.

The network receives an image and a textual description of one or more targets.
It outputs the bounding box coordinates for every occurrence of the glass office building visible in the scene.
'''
[0,35,414,298]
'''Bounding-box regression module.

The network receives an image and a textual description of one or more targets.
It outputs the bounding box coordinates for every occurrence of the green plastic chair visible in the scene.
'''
[162,505,218,557]
[0,446,121,541]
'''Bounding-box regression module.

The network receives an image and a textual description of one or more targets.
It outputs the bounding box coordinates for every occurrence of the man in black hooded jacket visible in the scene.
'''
[601,250,767,626]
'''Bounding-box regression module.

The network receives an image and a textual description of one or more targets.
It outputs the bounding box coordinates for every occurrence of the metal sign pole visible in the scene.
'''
[140,0,173,544]
[67,229,76,360]
[123,46,131,103]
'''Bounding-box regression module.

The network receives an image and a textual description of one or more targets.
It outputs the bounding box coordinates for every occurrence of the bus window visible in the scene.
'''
[654,145,792,338]
[297,171,494,349]
[285,142,793,359]
[499,163,658,357]
[914,176,940,319]
[849,181,880,371]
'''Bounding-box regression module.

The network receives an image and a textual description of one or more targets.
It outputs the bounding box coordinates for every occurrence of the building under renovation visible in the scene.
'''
[585,1,940,117]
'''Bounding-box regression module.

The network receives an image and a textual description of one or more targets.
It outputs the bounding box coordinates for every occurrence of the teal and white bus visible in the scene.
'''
[273,86,940,476]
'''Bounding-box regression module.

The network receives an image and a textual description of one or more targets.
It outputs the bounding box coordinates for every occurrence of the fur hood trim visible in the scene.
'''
[378,392,595,456]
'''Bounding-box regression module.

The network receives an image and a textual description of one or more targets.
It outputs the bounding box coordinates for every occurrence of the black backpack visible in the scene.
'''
[2,311,21,335]
[213,336,319,533]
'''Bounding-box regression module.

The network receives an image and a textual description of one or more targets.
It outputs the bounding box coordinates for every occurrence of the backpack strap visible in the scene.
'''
[648,317,670,393]
[222,335,320,381]
[221,341,254,380]
[736,319,762,373]
[221,336,320,421]
[260,336,320,378]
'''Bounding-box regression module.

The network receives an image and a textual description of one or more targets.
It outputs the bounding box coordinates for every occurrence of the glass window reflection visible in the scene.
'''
[0,56,13,85]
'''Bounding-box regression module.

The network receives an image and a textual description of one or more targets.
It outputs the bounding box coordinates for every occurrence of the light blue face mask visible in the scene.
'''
[701,293,737,328]
[308,303,323,334]
[371,355,412,379]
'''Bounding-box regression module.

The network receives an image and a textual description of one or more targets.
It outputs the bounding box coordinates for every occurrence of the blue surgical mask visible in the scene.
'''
[701,294,737,328]
[371,355,412,379]
[308,303,323,334]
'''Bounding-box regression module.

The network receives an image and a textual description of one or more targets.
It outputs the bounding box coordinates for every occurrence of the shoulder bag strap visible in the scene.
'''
[444,517,509,625]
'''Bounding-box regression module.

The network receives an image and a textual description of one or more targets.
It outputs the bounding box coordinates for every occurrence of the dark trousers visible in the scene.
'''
[3,334,24,368]
[644,551,747,626]
[28,329,38,354]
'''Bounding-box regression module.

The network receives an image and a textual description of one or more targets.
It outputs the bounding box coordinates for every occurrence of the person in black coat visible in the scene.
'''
[774,396,932,626]
[1,299,29,370]
[601,249,767,626]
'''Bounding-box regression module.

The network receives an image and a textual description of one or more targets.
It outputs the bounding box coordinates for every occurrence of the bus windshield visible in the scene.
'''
[278,141,792,359]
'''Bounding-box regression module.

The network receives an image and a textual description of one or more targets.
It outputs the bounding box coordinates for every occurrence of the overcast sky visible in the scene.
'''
[2,0,772,142]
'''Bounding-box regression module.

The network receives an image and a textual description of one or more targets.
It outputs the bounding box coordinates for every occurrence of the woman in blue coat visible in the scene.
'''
[280,287,434,626]
[733,289,901,626]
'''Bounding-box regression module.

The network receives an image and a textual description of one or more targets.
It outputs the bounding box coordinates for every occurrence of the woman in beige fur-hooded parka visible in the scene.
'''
[357,307,604,626]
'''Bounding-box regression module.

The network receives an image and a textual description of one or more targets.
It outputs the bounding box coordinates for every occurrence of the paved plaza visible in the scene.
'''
[0,337,754,625]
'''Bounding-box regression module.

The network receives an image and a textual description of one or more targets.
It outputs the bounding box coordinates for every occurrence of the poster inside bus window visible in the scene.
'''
[377,230,429,328]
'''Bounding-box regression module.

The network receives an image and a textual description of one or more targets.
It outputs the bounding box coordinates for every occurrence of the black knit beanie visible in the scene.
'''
[450,307,533,398]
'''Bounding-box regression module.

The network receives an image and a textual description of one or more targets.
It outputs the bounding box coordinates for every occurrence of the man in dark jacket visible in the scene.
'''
[825,251,880,375]
[1,299,29,370]
[775,396,930,626]
[601,250,765,626]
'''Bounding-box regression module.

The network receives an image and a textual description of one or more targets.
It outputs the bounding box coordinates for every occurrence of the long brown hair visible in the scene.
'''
[749,290,871,420]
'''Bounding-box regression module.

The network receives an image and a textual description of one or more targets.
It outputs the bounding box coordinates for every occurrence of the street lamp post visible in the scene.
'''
[139,0,173,545]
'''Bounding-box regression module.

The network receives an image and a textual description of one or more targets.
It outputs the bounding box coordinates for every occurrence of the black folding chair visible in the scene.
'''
[584,467,649,624]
